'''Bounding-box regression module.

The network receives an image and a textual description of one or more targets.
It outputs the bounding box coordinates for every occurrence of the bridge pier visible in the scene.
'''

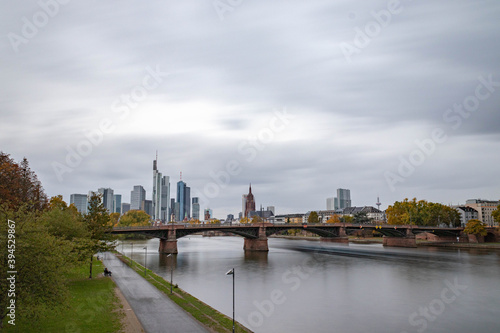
[383,236,416,248]
[158,229,178,254]
[243,226,269,252]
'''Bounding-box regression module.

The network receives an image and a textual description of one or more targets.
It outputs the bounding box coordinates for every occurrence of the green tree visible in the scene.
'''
[84,192,116,278]
[353,211,371,224]
[492,203,500,225]
[340,215,353,223]
[118,210,151,227]
[463,219,487,236]
[387,198,460,227]
[307,211,319,223]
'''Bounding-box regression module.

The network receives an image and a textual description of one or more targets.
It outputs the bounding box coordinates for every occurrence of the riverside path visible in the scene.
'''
[102,252,209,333]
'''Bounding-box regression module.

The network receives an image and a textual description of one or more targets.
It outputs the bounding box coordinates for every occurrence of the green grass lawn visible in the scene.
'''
[3,259,123,333]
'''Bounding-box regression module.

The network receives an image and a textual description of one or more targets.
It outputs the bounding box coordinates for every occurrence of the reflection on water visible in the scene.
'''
[120,236,500,333]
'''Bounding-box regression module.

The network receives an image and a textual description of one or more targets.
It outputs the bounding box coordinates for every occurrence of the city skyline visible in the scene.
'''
[1,1,499,219]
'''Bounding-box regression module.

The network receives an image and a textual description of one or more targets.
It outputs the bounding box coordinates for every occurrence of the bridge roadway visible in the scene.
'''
[111,223,467,254]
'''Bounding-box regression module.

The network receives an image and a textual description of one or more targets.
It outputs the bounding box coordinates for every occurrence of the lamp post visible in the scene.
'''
[167,253,173,294]
[143,247,147,276]
[226,268,235,333]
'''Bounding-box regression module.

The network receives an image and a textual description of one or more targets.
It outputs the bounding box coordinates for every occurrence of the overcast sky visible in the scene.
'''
[1,0,499,218]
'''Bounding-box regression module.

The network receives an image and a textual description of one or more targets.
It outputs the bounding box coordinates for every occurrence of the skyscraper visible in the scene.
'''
[114,194,122,214]
[98,188,114,212]
[192,197,200,220]
[152,155,170,222]
[326,197,334,210]
[176,179,191,221]
[70,194,88,214]
[336,188,351,210]
[161,176,170,222]
[152,156,162,220]
[131,185,146,210]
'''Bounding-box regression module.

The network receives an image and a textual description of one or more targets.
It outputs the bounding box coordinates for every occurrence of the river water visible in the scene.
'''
[120,236,500,333]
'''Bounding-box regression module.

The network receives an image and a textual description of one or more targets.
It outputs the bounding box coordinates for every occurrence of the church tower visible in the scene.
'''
[244,184,256,218]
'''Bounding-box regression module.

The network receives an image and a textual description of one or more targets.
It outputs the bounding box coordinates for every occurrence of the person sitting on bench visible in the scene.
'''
[104,267,112,276]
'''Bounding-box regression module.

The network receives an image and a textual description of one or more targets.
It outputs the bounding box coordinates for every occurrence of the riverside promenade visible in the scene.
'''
[102,252,209,333]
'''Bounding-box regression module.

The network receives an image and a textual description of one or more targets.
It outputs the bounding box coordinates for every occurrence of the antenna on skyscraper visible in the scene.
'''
[180,171,182,180]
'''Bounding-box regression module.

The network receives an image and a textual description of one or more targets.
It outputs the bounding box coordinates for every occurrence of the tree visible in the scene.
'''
[492,203,500,226]
[251,215,263,224]
[340,215,353,223]
[240,217,250,224]
[463,219,487,236]
[326,214,341,224]
[0,152,48,211]
[386,198,460,227]
[118,210,151,227]
[109,212,121,227]
[353,211,371,224]
[83,192,116,278]
[307,211,319,223]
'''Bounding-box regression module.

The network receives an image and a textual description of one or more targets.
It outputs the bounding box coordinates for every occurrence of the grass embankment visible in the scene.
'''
[4,260,123,333]
[115,252,252,333]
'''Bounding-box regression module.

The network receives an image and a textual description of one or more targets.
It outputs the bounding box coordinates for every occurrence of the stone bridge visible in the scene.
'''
[110,223,483,254]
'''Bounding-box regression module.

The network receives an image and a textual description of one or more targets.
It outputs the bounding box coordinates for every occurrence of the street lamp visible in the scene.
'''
[167,253,174,294]
[143,247,147,276]
[226,268,235,333]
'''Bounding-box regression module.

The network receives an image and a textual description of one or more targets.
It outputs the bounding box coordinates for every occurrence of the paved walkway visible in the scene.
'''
[102,252,209,333]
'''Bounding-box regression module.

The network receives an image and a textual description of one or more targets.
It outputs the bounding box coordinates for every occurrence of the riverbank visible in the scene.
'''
[114,252,253,333]
[270,235,500,249]
[3,259,124,332]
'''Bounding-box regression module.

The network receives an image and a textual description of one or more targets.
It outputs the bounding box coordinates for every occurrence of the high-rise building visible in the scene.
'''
[242,194,247,218]
[326,197,335,210]
[141,199,153,217]
[176,179,191,221]
[192,197,200,220]
[335,188,351,210]
[152,156,170,222]
[121,203,130,215]
[267,206,275,215]
[152,157,162,221]
[113,194,122,214]
[98,188,114,212]
[170,198,176,222]
[70,194,88,214]
[244,184,256,218]
[131,185,146,210]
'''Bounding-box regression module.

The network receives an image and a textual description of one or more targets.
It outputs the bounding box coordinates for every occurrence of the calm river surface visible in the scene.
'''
[120,236,500,333]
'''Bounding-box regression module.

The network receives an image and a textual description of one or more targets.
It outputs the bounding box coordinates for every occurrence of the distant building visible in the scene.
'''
[465,199,499,226]
[204,208,212,221]
[131,185,146,210]
[335,188,351,210]
[97,188,114,213]
[227,214,235,222]
[70,194,87,214]
[453,206,478,227]
[342,206,384,221]
[121,203,131,215]
[176,180,191,221]
[152,156,170,223]
[242,194,247,219]
[267,206,275,215]
[274,213,304,224]
[113,194,122,214]
[192,197,200,220]
[326,197,335,210]
[141,200,153,217]
[244,184,256,218]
